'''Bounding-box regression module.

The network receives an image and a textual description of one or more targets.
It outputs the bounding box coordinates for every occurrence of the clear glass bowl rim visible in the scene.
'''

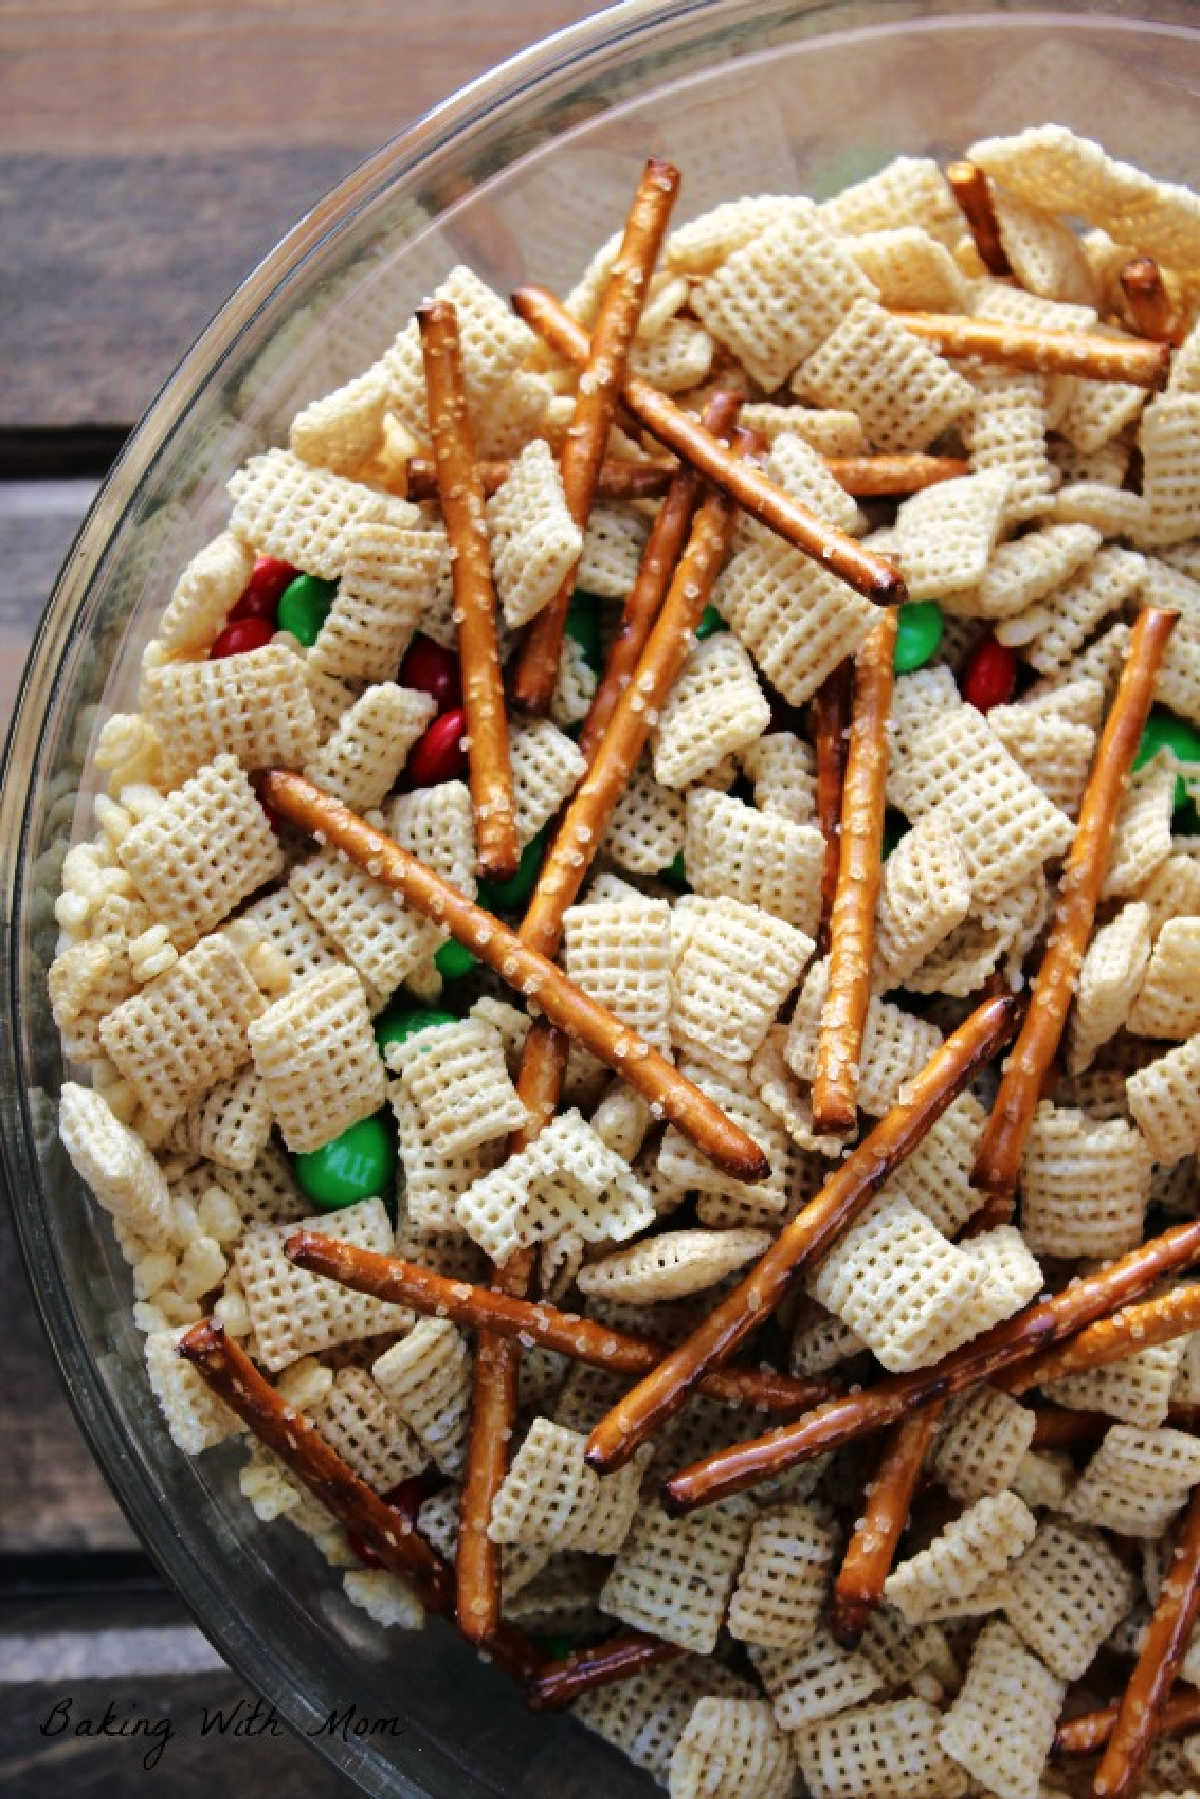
[5,1,1200,1793]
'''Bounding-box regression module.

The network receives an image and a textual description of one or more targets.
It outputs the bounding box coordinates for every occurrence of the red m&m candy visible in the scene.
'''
[228,556,297,623]
[962,637,1018,713]
[401,636,462,714]
[210,616,275,659]
[406,708,467,786]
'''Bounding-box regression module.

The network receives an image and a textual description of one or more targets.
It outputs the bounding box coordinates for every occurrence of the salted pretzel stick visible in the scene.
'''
[512,285,906,606]
[402,451,969,504]
[812,662,853,956]
[1030,1404,1108,1450]
[997,1281,1200,1397]
[578,390,742,761]
[511,158,680,713]
[1055,1686,1200,1757]
[831,1406,943,1648]
[402,456,678,503]
[1120,256,1185,346]
[517,433,750,966]
[416,300,517,881]
[661,1218,1200,1513]
[812,610,898,1135]
[285,1231,837,1413]
[177,1321,543,1680]
[527,1633,687,1711]
[890,311,1170,387]
[1096,1483,1200,1799]
[972,606,1178,1209]
[825,452,969,496]
[584,992,1019,1475]
[260,771,765,1180]
[946,159,1012,276]
[178,1320,450,1608]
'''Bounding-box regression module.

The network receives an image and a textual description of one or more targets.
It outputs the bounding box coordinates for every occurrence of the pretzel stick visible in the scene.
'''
[812,661,853,957]
[416,300,517,881]
[512,285,906,605]
[511,158,680,713]
[578,390,742,762]
[401,456,678,503]
[1096,1484,1200,1799]
[1120,257,1185,347]
[177,1320,450,1606]
[259,771,765,1181]
[1054,1686,1200,1757]
[946,159,1012,277]
[584,992,1019,1475]
[402,451,969,504]
[824,453,970,496]
[518,432,750,966]
[527,1632,687,1711]
[996,1281,1200,1396]
[284,1231,837,1413]
[812,610,897,1135]
[661,1218,1200,1513]
[889,311,1170,387]
[1030,1404,1109,1449]
[972,606,1178,1209]
[830,1407,942,1648]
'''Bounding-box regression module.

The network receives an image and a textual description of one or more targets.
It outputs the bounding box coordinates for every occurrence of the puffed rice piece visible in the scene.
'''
[247,965,386,1154]
[653,635,771,789]
[600,1497,755,1655]
[1019,1102,1152,1258]
[938,1620,1065,1799]
[58,1081,174,1247]
[142,645,320,786]
[884,1492,1038,1624]
[49,938,138,1063]
[669,1696,794,1799]
[159,532,256,654]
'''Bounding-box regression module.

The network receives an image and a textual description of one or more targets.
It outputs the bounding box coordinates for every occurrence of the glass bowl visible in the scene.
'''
[4,1,1200,1792]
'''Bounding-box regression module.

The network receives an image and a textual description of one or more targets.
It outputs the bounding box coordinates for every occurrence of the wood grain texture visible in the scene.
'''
[0,0,603,428]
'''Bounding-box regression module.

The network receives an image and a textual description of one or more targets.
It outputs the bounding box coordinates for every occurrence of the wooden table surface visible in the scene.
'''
[0,5,603,1792]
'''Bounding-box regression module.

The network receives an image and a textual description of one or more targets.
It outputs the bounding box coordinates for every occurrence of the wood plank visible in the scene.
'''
[0,1,603,429]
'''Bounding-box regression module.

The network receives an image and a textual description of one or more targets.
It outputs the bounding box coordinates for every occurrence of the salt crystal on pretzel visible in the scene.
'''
[973,607,1178,1205]
[585,993,1017,1475]
[512,286,905,605]
[417,299,518,879]
[812,609,896,1135]
[512,159,679,713]
[793,1696,969,1799]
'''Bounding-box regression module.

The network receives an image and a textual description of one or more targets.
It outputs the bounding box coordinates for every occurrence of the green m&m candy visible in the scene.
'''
[293,1114,396,1209]
[435,938,477,981]
[374,1006,457,1059]
[277,573,338,646]
[565,591,602,671]
[477,826,549,913]
[1135,708,1200,811]
[660,850,688,889]
[695,604,728,641]
[894,601,944,673]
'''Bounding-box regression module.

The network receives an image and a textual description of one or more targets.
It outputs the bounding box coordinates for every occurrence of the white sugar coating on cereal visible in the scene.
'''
[48,126,1200,1777]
